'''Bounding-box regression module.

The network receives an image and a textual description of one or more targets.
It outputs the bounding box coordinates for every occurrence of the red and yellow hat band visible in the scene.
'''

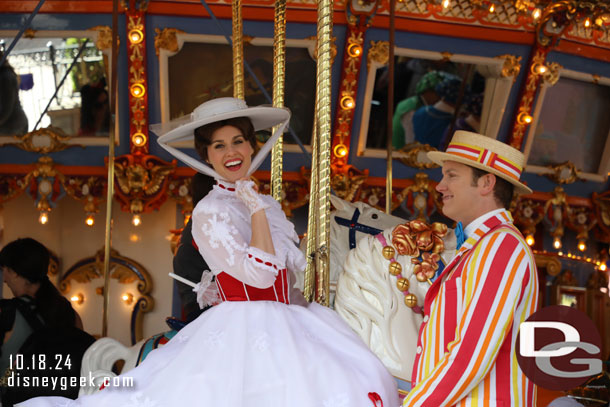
[445,141,523,181]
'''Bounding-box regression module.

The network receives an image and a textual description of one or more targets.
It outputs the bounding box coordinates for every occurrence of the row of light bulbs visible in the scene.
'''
[524,233,608,271]
[38,212,143,227]
[70,292,134,305]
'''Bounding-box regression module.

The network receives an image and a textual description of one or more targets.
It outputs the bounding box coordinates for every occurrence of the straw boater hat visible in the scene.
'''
[428,131,532,194]
[153,97,290,180]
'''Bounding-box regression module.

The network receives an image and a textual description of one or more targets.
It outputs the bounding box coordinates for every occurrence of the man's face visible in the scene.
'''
[435,160,481,226]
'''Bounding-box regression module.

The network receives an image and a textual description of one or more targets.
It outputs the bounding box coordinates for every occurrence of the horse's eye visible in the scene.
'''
[372,214,378,220]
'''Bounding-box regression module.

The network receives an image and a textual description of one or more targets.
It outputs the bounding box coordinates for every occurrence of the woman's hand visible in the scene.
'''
[235,178,270,216]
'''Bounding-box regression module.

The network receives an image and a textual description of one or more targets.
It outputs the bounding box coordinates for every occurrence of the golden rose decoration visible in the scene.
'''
[391,220,448,258]
[412,252,441,282]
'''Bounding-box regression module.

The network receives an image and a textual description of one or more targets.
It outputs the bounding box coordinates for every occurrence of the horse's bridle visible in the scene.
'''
[334,208,384,250]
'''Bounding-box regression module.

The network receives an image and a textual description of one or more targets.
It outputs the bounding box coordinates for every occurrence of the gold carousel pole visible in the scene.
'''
[270,0,286,201]
[304,106,318,302]
[102,0,119,337]
[385,0,396,214]
[232,0,244,99]
[314,0,333,306]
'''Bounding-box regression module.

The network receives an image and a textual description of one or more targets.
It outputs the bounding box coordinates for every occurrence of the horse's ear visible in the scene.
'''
[330,195,351,212]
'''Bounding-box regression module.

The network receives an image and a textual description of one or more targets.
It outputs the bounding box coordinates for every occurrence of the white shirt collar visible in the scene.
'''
[464,208,505,238]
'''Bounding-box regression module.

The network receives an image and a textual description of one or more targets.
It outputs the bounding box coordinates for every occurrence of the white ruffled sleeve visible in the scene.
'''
[192,198,285,289]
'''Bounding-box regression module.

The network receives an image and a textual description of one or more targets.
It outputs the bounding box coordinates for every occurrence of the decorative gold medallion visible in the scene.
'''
[382,246,395,260]
[404,294,418,308]
[389,261,402,276]
[396,278,410,292]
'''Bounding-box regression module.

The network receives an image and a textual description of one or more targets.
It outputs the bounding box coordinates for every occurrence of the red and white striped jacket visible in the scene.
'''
[403,209,539,407]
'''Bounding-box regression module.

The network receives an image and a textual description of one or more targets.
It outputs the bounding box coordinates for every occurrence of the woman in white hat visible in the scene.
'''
[19,98,398,407]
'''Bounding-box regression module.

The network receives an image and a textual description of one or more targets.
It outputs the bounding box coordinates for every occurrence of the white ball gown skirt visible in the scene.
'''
[17,301,398,407]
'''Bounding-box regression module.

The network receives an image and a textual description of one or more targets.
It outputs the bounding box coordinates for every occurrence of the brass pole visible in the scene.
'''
[386,0,396,214]
[232,0,245,100]
[314,0,333,306]
[304,105,318,302]
[270,0,286,201]
[102,0,119,337]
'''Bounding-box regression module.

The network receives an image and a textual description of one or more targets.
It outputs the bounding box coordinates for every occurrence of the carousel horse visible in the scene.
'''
[335,219,456,384]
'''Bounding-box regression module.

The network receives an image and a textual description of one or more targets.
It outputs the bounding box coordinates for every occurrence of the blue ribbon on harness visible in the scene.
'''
[334,208,384,250]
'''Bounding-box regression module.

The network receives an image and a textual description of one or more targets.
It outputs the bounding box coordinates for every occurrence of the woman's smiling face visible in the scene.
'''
[206,125,254,183]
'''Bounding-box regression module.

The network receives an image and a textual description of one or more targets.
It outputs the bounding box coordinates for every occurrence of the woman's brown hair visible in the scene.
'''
[194,116,257,162]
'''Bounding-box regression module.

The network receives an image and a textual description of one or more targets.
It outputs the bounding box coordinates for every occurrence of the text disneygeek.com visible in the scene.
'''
[6,372,135,391]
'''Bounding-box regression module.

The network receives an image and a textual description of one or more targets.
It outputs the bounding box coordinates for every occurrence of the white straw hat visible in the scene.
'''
[428,131,532,194]
[153,97,290,180]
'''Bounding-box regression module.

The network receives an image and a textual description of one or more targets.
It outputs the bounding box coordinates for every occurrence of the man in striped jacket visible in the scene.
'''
[402,131,539,406]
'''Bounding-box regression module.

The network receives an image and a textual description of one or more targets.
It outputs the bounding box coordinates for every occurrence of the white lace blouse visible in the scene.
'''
[191,181,307,291]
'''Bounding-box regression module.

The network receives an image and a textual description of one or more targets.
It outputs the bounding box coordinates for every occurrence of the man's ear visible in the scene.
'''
[478,173,496,196]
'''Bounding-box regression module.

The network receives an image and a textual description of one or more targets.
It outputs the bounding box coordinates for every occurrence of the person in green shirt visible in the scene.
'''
[392,70,446,150]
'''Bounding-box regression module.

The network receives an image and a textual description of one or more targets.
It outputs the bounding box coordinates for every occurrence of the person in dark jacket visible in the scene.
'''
[173,172,215,322]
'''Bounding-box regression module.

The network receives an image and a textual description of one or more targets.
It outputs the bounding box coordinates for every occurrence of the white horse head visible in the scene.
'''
[328,196,405,288]
[295,196,404,294]
[335,223,456,382]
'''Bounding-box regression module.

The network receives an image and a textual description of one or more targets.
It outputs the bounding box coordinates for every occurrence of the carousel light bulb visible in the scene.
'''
[489,4,495,13]
[333,143,348,158]
[532,8,541,20]
[518,112,533,124]
[553,236,562,250]
[442,0,450,9]
[578,239,587,252]
[130,83,146,98]
[595,17,604,27]
[132,214,142,227]
[85,214,95,227]
[128,29,143,44]
[525,234,535,246]
[70,293,84,305]
[600,263,607,271]
[584,18,591,28]
[340,95,355,110]
[132,133,147,146]
[121,293,134,305]
[347,43,362,58]
[39,212,49,225]
[536,64,547,74]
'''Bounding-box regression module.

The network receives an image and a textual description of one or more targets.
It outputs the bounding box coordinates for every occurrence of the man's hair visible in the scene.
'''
[470,167,514,209]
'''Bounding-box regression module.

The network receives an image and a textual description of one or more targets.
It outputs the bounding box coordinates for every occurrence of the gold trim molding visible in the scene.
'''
[367,40,389,69]
[5,127,83,154]
[154,27,185,56]
[496,54,522,78]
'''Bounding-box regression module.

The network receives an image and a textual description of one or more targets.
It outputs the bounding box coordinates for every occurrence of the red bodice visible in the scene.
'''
[215,269,290,304]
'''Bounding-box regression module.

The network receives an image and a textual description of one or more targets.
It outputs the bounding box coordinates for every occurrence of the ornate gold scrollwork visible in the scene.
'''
[330,164,368,202]
[396,143,440,169]
[534,252,562,277]
[367,40,389,69]
[541,62,562,86]
[5,127,82,154]
[114,162,174,196]
[545,161,580,184]
[90,25,114,51]
[496,54,522,79]
[153,27,185,56]
[397,172,441,221]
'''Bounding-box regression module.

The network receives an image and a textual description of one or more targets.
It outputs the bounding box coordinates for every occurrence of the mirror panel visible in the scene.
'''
[0,29,117,148]
[523,68,610,182]
[357,47,518,162]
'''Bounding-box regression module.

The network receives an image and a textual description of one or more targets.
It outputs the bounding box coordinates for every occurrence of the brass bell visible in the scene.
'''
[382,246,395,260]
[404,294,418,308]
[389,261,402,276]
[396,278,410,292]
